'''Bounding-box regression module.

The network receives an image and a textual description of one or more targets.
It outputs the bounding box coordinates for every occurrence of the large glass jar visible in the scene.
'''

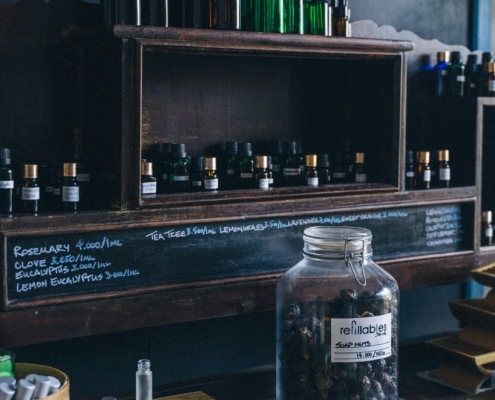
[276,226,399,400]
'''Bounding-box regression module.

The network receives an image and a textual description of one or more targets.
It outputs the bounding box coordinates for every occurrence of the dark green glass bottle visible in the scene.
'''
[263,0,282,32]
[169,144,190,192]
[282,0,304,34]
[247,0,263,31]
[447,51,465,97]
[305,0,330,35]
[237,143,254,189]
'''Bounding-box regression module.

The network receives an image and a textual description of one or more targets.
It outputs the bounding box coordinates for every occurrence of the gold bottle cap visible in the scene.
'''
[63,163,77,177]
[23,164,38,179]
[254,156,268,169]
[141,162,153,176]
[438,150,449,161]
[355,152,365,164]
[483,211,493,223]
[437,51,450,63]
[488,62,495,73]
[305,154,317,167]
[418,151,430,164]
[204,157,217,170]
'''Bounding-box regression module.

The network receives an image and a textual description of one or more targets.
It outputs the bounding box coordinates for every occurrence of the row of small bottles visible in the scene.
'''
[141,141,368,195]
[104,0,351,36]
[0,148,90,215]
[405,149,451,190]
[421,51,495,97]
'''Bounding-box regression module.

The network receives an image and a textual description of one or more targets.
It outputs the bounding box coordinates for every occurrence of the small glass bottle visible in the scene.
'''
[482,211,493,247]
[465,54,478,97]
[0,149,13,215]
[267,156,274,188]
[434,51,450,97]
[306,0,331,35]
[224,141,238,190]
[438,150,451,188]
[479,52,493,96]
[283,141,302,186]
[354,152,367,183]
[486,62,495,97]
[247,0,263,31]
[305,154,318,187]
[343,139,354,182]
[317,153,331,185]
[271,140,284,187]
[296,141,305,175]
[203,157,219,191]
[282,0,304,34]
[405,149,415,190]
[190,156,204,192]
[430,150,438,187]
[447,51,465,97]
[276,226,399,400]
[62,163,80,212]
[169,144,190,192]
[136,359,152,400]
[141,162,157,197]
[263,0,282,32]
[237,143,254,189]
[159,142,174,193]
[223,0,241,29]
[332,0,350,37]
[21,164,40,214]
[254,156,270,190]
[417,151,431,190]
[332,152,346,183]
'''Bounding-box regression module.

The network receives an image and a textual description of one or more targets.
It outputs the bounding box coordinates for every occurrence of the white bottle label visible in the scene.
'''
[227,169,235,175]
[204,179,218,190]
[331,313,392,363]
[76,173,90,182]
[192,180,202,187]
[406,172,415,178]
[456,75,466,82]
[268,178,274,185]
[0,180,14,189]
[356,174,367,183]
[53,188,61,196]
[307,177,318,187]
[240,173,253,179]
[141,182,156,194]
[272,165,281,172]
[22,187,40,200]
[174,175,189,181]
[284,168,300,176]
[258,178,270,189]
[63,186,80,202]
[45,186,54,193]
[486,227,494,238]
[423,170,431,182]
[489,80,495,91]
[439,168,450,181]
[333,172,346,179]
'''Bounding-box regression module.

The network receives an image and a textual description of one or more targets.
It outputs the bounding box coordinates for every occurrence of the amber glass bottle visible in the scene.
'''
[254,156,270,190]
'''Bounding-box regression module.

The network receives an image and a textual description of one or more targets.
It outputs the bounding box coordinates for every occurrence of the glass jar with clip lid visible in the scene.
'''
[276,226,399,400]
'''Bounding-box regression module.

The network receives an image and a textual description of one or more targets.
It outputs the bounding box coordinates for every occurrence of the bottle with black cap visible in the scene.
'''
[447,51,465,96]
[203,157,218,191]
[317,153,331,185]
[0,149,13,214]
[223,141,238,190]
[141,161,157,197]
[237,142,254,189]
[332,152,346,183]
[21,164,40,213]
[270,140,284,187]
[190,156,204,191]
[296,141,305,175]
[62,163,79,212]
[465,54,478,97]
[283,141,302,186]
[405,149,415,190]
[267,156,274,188]
[159,142,174,193]
[169,144,189,192]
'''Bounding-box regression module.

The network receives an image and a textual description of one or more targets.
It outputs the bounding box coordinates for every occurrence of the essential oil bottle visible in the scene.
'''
[343,139,354,182]
[270,140,284,187]
[405,149,415,190]
[465,54,478,97]
[447,51,465,97]
[0,149,13,215]
[317,153,331,185]
[223,141,238,190]
[434,51,450,97]
[486,62,495,97]
[332,152,346,183]
[62,163,80,212]
[169,144,189,192]
[21,164,40,213]
[438,150,451,188]
[190,156,204,191]
[283,141,302,186]
[417,151,431,190]
[267,156,274,188]
[237,143,254,189]
[254,156,270,190]
[203,157,219,191]
[141,161,157,196]
[354,152,367,183]
[305,154,318,187]
[159,142,174,193]
[482,211,493,247]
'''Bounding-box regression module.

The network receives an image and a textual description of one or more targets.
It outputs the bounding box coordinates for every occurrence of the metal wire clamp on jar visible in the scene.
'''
[276,226,399,400]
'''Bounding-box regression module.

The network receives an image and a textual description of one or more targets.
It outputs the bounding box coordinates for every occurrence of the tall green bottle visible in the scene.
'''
[264,0,282,32]
[282,0,304,33]
[305,0,330,35]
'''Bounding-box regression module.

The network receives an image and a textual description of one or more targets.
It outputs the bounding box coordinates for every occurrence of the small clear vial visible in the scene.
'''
[62,163,79,212]
[254,156,270,190]
[483,211,493,247]
[141,162,157,196]
[203,157,219,191]
[417,151,431,190]
[21,164,40,214]
[136,359,152,400]
[354,152,367,183]
[438,150,451,188]
[305,154,318,187]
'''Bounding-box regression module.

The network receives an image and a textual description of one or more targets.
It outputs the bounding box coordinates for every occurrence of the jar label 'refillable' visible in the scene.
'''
[330,313,392,363]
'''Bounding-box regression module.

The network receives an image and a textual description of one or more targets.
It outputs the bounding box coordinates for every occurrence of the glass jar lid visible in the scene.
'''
[303,226,372,256]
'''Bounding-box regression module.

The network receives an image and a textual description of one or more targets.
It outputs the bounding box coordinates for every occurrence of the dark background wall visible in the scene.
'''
[0,1,472,399]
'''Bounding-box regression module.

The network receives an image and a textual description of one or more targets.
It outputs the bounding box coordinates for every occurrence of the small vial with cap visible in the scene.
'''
[13,380,35,400]
[417,151,431,190]
[136,359,152,400]
[305,155,318,188]
[21,164,40,213]
[141,162,157,197]
[438,150,451,188]
[254,156,270,190]
[62,163,79,212]
[203,157,218,191]
[483,211,493,247]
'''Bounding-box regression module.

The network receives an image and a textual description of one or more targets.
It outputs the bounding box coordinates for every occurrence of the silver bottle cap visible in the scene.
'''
[47,376,61,395]
[0,382,15,400]
[13,380,35,400]
[33,375,51,399]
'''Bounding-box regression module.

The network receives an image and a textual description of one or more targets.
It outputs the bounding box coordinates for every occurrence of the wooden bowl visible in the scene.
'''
[14,363,69,400]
